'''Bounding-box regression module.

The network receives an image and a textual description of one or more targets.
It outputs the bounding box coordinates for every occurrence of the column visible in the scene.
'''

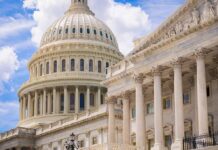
[196,50,209,136]
[43,89,47,115]
[171,60,184,150]
[107,97,115,144]
[40,93,43,115]
[86,86,90,110]
[34,91,38,116]
[134,74,146,149]
[19,98,23,120]
[23,95,26,119]
[64,86,69,114]
[48,92,52,114]
[97,87,101,106]
[27,93,31,118]
[75,86,79,113]
[122,92,131,145]
[53,87,57,114]
[152,69,166,150]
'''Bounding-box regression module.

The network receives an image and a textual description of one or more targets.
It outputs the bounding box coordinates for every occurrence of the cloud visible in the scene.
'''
[0,100,19,132]
[0,47,19,83]
[0,16,35,40]
[23,0,150,55]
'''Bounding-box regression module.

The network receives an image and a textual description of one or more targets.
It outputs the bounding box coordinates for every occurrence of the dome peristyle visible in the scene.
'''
[40,0,119,50]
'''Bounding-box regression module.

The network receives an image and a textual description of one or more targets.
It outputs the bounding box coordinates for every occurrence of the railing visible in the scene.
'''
[79,144,139,150]
[183,132,218,150]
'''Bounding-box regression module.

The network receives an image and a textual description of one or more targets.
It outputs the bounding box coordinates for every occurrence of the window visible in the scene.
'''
[132,107,136,119]
[65,28,68,34]
[90,93,95,107]
[35,66,37,77]
[92,136,98,145]
[94,29,97,35]
[100,31,103,36]
[89,59,93,72]
[148,139,154,150]
[147,103,154,114]
[163,97,171,110]
[54,60,57,73]
[80,93,85,111]
[207,85,210,97]
[70,93,75,112]
[101,94,104,104]
[164,135,172,150]
[87,28,90,34]
[40,64,43,76]
[37,98,40,115]
[183,92,190,105]
[62,59,66,72]
[208,115,214,135]
[71,59,75,71]
[106,62,109,74]
[79,140,85,148]
[106,33,108,38]
[80,28,83,33]
[80,59,84,71]
[46,62,49,74]
[110,35,113,41]
[59,29,62,34]
[98,61,102,73]
[60,94,64,112]
[72,28,76,33]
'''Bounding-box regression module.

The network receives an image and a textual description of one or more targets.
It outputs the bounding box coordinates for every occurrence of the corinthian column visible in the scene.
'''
[23,95,26,119]
[27,93,31,118]
[196,49,209,136]
[43,89,47,115]
[64,86,69,114]
[53,87,57,114]
[75,86,79,113]
[151,68,167,150]
[133,73,146,149]
[171,59,184,150]
[34,91,38,116]
[86,86,90,110]
[107,96,116,144]
[19,98,23,120]
[48,92,52,114]
[122,91,131,145]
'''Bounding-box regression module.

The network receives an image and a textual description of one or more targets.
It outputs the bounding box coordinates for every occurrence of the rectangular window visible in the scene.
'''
[183,92,190,105]
[132,107,136,119]
[207,85,210,97]
[70,93,75,112]
[148,139,154,150]
[79,140,85,148]
[60,94,64,112]
[92,136,98,145]
[147,103,154,114]
[163,97,171,110]
[165,135,172,149]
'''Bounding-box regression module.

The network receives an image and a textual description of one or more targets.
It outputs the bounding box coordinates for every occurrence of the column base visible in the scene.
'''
[171,140,183,150]
[151,144,168,150]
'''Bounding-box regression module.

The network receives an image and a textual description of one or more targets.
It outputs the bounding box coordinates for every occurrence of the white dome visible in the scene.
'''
[40,0,119,50]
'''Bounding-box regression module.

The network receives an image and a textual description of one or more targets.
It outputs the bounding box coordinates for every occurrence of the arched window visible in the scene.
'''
[101,94,104,104]
[70,93,75,112]
[40,64,43,76]
[87,28,90,34]
[62,59,66,72]
[37,98,40,115]
[94,29,97,35]
[54,60,57,73]
[46,62,49,74]
[80,28,83,33]
[90,93,95,107]
[60,94,64,112]
[71,59,75,71]
[80,59,84,71]
[89,59,93,72]
[72,28,76,33]
[98,61,102,73]
[80,93,85,111]
[106,62,109,74]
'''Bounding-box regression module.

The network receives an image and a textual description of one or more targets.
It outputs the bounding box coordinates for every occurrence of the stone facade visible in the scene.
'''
[1,0,218,150]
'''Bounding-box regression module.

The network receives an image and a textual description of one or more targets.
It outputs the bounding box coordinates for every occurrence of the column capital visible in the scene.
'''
[152,66,162,76]
[133,73,145,84]
[121,91,131,100]
[194,48,207,59]
[171,57,183,67]
[106,96,116,104]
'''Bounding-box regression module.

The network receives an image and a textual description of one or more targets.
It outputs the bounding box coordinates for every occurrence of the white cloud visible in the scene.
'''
[23,0,150,55]
[0,47,19,82]
[0,16,35,40]
[0,100,19,132]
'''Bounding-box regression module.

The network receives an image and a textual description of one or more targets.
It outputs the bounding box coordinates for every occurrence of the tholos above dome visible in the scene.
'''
[40,0,119,50]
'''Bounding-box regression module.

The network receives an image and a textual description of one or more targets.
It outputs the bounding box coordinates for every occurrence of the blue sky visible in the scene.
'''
[0,0,185,132]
